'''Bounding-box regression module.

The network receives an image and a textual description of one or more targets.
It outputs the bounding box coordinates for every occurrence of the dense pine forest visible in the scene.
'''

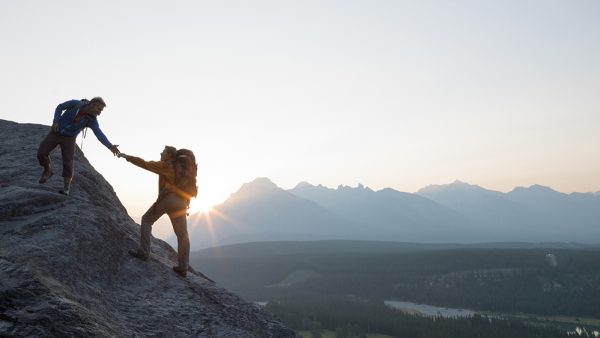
[191,241,600,336]
[266,296,573,338]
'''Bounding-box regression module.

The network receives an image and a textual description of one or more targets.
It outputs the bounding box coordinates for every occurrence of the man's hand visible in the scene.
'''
[118,153,129,160]
[110,145,121,156]
[51,123,58,133]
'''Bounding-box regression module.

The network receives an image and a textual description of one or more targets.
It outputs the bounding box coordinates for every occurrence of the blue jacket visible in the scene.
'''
[53,99,113,149]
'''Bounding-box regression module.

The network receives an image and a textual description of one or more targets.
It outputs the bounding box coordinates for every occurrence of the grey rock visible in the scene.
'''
[0,119,296,337]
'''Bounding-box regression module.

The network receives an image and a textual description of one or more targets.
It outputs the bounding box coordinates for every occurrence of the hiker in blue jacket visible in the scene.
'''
[37,97,120,195]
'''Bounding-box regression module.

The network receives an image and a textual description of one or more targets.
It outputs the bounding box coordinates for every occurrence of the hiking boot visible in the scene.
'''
[173,266,187,277]
[60,179,71,196]
[128,249,149,262]
[38,169,53,184]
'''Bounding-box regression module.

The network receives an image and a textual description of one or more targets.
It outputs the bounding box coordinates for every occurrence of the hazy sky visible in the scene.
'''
[2,1,600,219]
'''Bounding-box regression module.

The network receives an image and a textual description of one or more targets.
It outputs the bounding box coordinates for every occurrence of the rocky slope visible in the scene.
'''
[0,119,295,337]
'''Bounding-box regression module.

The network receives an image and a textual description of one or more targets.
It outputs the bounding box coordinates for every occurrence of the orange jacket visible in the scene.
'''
[126,156,176,197]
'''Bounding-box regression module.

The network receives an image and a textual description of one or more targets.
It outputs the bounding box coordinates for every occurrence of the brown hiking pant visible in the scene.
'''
[37,131,76,178]
[139,194,189,269]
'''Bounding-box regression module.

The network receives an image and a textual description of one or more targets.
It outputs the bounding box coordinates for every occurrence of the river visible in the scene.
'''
[384,300,478,318]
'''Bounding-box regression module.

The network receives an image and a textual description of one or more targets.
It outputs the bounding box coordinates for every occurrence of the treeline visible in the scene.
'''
[194,247,600,317]
[266,296,573,338]
[302,248,600,317]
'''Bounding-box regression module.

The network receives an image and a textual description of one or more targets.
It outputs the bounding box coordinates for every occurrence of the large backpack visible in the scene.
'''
[174,149,198,206]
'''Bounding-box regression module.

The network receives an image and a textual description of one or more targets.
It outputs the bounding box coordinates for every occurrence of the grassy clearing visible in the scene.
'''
[267,269,321,288]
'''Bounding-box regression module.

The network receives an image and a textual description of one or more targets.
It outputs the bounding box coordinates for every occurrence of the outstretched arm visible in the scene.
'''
[121,155,172,176]
[88,119,120,156]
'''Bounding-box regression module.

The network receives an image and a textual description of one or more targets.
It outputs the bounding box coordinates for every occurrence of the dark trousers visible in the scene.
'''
[37,131,76,178]
[139,194,190,269]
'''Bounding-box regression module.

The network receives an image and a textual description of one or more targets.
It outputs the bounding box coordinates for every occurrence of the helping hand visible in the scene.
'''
[118,153,129,160]
[110,145,121,156]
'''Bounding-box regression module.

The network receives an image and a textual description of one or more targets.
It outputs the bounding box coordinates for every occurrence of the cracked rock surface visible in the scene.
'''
[0,119,296,337]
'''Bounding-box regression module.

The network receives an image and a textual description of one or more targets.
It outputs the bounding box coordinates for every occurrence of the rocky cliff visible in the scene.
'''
[0,119,295,337]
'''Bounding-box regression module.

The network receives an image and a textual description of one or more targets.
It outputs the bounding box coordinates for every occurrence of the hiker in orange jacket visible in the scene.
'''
[120,146,190,277]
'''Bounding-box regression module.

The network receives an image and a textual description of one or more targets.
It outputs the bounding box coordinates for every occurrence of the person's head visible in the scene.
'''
[88,97,106,116]
[161,146,177,161]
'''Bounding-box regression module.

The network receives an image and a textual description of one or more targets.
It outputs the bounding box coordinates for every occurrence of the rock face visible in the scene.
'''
[0,119,295,337]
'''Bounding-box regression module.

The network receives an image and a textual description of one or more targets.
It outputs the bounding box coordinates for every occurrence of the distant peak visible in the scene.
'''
[251,177,276,185]
[509,184,558,195]
[294,181,314,189]
[529,184,556,192]
[451,180,474,186]
[336,183,373,192]
[236,177,280,194]
[417,180,479,194]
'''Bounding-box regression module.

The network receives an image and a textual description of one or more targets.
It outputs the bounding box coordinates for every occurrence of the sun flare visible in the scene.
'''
[189,200,213,214]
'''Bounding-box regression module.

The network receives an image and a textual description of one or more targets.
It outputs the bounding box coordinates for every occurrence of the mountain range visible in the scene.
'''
[187,178,600,249]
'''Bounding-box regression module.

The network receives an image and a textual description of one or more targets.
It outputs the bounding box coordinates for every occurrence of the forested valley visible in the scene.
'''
[191,242,600,337]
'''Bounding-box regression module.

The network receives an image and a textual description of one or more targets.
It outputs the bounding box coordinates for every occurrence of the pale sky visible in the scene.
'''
[2,1,600,221]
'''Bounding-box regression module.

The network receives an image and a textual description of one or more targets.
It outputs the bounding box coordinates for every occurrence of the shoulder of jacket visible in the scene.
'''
[163,160,176,171]
[84,116,97,127]
[59,99,80,107]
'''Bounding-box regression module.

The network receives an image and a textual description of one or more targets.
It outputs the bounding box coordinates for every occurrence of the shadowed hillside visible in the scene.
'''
[0,119,295,337]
